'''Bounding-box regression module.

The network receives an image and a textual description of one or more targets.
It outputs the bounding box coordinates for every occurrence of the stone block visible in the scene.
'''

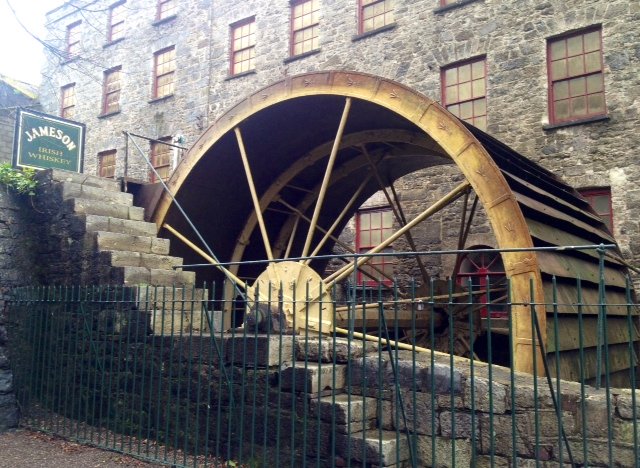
[68,198,130,219]
[129,206,145,221]
[0,401,19,431]
[310,393,378,429]
[439,410,479,440]
[150,307,210,335]
[139,253,183,270]
[120,266,151,284]
[348,352,391,391]
[615,390,640,419]
[96,231,154,254]
[62,182,132,205]
[149,268,195,286]
[574,393,614,438]
[226,334,296,367]
[150,237,170,255]
[391,389,438,436]
[478,411,573,459]
[0,369,13,394]
[296,337,377,363]
[415,435,472,468]
[280,362,347,394]
[50,170,120,191]
[336,430,410,466]
[464,376,508,413]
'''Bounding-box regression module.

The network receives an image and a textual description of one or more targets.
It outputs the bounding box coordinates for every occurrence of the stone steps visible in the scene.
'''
[66,197,145,221]
[42,169,207,332]
[85,214,157,237]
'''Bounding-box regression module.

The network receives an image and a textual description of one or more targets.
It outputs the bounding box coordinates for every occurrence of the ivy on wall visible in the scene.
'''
[0,164,37,196]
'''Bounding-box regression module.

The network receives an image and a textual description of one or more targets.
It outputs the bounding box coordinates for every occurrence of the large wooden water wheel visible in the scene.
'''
[148,71,638,386]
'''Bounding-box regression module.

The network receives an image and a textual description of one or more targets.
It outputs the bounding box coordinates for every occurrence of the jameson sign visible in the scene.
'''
[13,109,85,172]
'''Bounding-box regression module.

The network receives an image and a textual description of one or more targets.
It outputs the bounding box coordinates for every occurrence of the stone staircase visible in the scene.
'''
[36,169,209,333]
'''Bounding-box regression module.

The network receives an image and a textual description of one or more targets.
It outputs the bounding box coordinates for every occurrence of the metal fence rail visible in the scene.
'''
[5,247,640,467]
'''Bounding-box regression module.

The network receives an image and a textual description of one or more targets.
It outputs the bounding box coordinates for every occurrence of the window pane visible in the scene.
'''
[567,35,583,56]
[371,230,381,245]
[593,195,609,213]
[554,100,570,120]
[447,103,460,117]
[360,231,370,247]
[587,92,605,114]
[473,115,487,131]
[586,73,603,93]
[551,60,567,80]
[471,60,484,79]
[570,96,587,116]
[445,85,457,103]
[584,51,602,73]
[554,80,569,100]
[445,67,458,85]
[371,213,381,229]
[472,78,485,98]
[569,76,586,96]
[382,210,393,228]
[550,40,566,60]
[474,97,486,116]
[567,55,584,77]
[584,30,600,53]
[458,64,471,83]
[458,82,471,101]
[459,101,473,119]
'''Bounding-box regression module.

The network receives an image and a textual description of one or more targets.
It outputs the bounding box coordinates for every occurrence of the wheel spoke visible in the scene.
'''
[301,97,352,257]
[451,194,479,280]
[325,181,471,285]
[304,173,373,263]
[235,126,274,260]
[361,144,432,286]
[277,197,397,284]
[284,214,301,259]
[163,223,246,290]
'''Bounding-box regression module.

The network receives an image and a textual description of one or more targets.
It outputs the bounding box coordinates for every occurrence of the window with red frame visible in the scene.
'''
[102,67,121,114]
[359,0,394,34]
[66,21,81,57]
[291,0,320,56]
[230,18,256,75]
[579,188,613,233]
[442,57,487,131]
[157,0,176,20]
[355,208,394,285]
[153,46,175,99]
[108,1,126,42]
[60,84,76,119]
[457,248,507,318]
[150,137,172,182]
[547,27,605,124]
[98,150,117,178]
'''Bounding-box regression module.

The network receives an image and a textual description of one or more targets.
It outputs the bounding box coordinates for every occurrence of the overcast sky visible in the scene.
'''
[0,0,62,85]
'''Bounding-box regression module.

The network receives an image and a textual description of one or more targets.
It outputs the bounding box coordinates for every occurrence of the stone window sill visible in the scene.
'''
[543,114,609,131]
[148,94,174,104]
[352,23,396,42]
[103,37,125,48]
[152,15,177,27]
[97,110,121,119]
[225,69,257,81]
[284,49,321,64]
[434,0,483,14]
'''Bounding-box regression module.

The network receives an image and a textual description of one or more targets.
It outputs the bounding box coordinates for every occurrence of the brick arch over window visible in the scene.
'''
[150,71,629,377]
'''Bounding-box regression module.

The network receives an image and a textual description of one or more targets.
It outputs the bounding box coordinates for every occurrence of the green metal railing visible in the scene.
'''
[5,245,640,467]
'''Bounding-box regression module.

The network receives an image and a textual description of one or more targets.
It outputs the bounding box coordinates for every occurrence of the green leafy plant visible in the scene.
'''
[0,163,38,196]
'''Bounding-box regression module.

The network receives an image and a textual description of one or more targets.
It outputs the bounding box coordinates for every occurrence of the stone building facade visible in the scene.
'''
[38,0,640,271]
[0,75,39,165]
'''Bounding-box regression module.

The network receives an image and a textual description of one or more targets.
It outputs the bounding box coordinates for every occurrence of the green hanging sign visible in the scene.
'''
[13,108,85,172]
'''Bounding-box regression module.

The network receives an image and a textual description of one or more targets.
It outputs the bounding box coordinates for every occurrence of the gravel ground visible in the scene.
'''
[0,429,166,468]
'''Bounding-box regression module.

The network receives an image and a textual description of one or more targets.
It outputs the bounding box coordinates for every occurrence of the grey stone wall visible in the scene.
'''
[39,0,640,266]
[0,190,39,431]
